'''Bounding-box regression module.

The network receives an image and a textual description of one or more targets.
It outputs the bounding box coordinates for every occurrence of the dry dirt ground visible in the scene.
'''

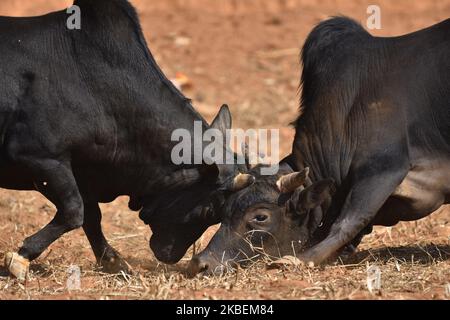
[0,0,449,300]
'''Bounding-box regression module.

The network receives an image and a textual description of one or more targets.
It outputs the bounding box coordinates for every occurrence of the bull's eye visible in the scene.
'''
[253,214,268,223]
[246,208,272,229]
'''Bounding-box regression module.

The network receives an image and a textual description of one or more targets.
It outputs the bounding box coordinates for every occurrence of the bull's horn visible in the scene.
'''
[163,168,201,188]
[276,167,309,193]
[230,173,255,191]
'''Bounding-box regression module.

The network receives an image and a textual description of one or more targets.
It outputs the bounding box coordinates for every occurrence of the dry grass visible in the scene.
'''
[0,192,449,300]
[1,245,449,300]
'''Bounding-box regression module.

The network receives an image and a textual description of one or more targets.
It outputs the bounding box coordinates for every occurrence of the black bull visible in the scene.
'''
[188,17,450,276]
[1,0,256,278]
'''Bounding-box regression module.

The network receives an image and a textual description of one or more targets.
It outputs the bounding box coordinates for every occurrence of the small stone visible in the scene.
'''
[66,265,81,291]
[174,36,191,47]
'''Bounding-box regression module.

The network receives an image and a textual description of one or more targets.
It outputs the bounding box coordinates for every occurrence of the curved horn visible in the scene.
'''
[276,167,309,193]
[230,173,255,192]
[162,168,201,188]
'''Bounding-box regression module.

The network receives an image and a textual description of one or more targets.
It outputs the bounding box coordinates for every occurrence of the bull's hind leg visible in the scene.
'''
[5,160,84,280]
[82,202,130,274]
[336,225,373,261]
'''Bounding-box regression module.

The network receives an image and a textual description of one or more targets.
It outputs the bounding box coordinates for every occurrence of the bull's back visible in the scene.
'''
[0,10,69,120]
[385,19,450,153]
[0,10,106,170]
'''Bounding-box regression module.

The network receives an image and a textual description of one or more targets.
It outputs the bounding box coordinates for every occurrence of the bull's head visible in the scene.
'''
[187,164,335,276]
[139,105,255,264]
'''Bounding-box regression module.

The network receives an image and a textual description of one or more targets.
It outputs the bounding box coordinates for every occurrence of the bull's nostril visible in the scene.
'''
[187,257,209,278]
[199,262,209,273]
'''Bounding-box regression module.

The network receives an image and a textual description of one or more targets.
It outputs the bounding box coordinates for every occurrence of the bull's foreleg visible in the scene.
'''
[82,202,130,274]
[6,160,84,280]
[300,168,408,266]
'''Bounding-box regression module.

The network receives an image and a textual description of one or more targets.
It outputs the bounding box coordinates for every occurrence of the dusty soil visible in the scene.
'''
[0,0,449,300]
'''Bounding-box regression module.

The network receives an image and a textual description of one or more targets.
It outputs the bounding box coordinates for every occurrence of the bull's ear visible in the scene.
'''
[287,179,335,215]
[210,104,232,135]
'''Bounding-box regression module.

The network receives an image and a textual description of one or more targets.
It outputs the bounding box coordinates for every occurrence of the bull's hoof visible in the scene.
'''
[337,244,358,262]
[4,252,30,281]
[98,254,131,275]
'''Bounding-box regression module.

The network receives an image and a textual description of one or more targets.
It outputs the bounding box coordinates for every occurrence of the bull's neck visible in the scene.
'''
[135,83,214,166]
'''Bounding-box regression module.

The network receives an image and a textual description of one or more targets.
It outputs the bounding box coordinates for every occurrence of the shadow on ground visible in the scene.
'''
[349,244,450,265]
[125,256,187,274]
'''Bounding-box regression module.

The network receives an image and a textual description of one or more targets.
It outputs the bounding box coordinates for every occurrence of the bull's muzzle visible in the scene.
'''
[186,252,230,278]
